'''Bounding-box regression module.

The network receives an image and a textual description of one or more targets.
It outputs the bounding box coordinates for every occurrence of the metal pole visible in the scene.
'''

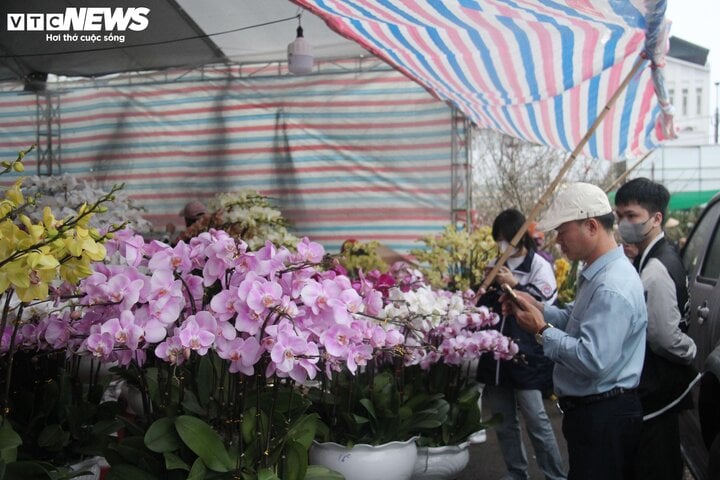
[715,82,719,144]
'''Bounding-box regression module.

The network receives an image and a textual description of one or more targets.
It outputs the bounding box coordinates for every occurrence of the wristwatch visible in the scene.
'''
[535,323,553,345]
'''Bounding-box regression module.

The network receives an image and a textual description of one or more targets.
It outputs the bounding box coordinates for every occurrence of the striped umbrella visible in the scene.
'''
[292,0,673,161]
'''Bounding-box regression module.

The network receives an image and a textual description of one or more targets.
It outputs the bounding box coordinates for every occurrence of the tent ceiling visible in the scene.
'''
[0,0,228,81]
[0,0,367,83]
[176,0,367,64]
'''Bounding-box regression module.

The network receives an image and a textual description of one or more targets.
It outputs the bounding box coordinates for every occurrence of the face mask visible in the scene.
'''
[618,217,652,244]
[497,240,518,256]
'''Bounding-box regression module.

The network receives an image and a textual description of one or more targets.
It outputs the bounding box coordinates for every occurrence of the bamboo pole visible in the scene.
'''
[480,56,647,291]
[604,150,654,193]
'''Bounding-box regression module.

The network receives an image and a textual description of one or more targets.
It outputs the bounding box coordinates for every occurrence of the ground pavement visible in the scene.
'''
[459,396,693,479]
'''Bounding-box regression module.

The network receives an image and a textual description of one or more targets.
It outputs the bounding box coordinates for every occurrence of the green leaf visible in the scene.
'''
[241,408,257,444]
[163,452,190,471]
[145,417,181,453]
[174,416,234,472]
[283,441,308,480]
[187,458,207,480]
[143,367,161,404]
[107,436,163,473]
[0,422,21,463]
[37,424,69,449]
[358,399,376,420]
[181,391,205,416]
[303,465,345,480]
[257,468,281,480]
[105,463,160,480]
[351,414,370,425]
[286,413,319,450]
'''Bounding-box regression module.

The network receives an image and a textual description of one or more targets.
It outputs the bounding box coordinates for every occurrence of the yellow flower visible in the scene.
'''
[60,257,94,284]
[5,180,24,206]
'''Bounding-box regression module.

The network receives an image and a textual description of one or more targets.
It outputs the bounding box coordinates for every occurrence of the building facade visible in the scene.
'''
[633,36,719,209]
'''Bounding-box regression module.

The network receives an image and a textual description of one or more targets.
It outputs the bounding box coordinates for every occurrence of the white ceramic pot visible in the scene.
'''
[309,438,418,480]
[411,442,470,480]
[411,429,487,480]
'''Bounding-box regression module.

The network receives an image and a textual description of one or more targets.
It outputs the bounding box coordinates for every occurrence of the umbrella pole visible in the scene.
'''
[480,56,647,291]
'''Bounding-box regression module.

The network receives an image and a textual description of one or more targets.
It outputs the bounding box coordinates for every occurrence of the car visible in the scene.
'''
[680,192,720,480]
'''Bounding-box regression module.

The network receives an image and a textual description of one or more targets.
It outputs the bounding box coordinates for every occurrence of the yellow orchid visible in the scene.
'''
[5,180,24,206]
[65,227,106,261]
[412,225,496,291]
[19,215,45,243]
[60,257,94,284]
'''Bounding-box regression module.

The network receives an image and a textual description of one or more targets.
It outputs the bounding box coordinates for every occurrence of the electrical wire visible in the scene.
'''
[0,13,300,59]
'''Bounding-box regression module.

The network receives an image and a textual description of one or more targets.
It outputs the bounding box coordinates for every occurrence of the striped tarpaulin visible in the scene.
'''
[293,0,673,161]
[0,64,455,252]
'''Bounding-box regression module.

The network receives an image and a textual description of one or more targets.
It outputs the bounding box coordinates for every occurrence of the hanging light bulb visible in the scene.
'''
[287,16,313,75]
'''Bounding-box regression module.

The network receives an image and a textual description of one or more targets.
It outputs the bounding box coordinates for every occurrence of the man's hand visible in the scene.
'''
[500,288,546,334]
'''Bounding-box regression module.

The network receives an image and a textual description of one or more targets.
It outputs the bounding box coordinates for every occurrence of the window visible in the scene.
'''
[682,88,688,116]
[697,87,703,115]
[668,88,674,106]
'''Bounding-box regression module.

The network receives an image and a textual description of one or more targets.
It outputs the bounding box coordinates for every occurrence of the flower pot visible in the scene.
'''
[309,438,418,480]
[411,442,470,480]
[411,430,487,480]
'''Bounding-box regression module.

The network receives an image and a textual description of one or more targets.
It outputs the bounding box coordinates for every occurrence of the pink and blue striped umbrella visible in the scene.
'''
[292,0,674,161]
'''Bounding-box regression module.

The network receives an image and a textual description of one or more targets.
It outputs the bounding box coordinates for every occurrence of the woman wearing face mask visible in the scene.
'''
[476,208,566,480]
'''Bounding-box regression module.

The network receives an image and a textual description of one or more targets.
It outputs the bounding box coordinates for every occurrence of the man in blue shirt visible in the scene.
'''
[503,182,647,480]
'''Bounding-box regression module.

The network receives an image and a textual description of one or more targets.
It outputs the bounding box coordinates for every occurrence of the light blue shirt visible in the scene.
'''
[541,246,647,397]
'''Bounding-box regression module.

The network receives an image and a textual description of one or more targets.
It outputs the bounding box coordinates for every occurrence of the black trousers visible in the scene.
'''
[562,391,643,480]
[633,410,683,480]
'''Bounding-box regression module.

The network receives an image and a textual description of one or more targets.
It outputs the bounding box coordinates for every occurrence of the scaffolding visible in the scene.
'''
[450,107,473,230]
[35,91,62,176]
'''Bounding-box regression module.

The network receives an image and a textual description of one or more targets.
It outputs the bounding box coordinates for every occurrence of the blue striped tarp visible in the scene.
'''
[294,0,674,161]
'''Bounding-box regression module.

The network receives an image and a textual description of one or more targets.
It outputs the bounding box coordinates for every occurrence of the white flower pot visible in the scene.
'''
[412,442,470,480]
[411,430,487,480]
[309,438,418,480]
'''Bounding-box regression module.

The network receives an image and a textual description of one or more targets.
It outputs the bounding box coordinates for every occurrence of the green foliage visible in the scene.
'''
[107,351,320,479]
[308,366,450,446]
[405,363,495,447]
[2,353,122,473]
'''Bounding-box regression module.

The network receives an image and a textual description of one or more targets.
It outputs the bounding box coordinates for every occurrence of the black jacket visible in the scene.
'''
[476,251,555,392]
[636,237,699,417]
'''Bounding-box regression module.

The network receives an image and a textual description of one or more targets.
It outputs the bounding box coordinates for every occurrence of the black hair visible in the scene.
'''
[492,208,536,251]
[595,211,615,231]
[615,177,670,225]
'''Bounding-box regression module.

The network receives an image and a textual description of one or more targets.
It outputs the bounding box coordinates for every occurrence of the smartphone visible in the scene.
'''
[500,283,519,302]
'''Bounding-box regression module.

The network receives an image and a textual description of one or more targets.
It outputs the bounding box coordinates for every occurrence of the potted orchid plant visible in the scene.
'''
[304,259,518,480]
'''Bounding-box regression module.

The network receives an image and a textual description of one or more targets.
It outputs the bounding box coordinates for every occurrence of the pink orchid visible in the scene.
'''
[100,310,143,350]
[294,237,325,263]
[85,331,115,360]
[216,336,262,375]
[246,280,283,314]
[178,316,215,355]
[346,343,373,374]
[156,335,190,366]
[320,324,361,359]
[210,287,242,322]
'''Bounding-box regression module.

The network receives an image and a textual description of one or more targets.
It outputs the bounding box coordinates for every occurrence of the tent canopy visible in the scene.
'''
[1,0,672,161]
[292,0,673,161]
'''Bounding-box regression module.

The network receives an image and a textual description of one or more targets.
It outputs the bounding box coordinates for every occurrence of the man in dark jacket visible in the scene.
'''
[615,178,701,480]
